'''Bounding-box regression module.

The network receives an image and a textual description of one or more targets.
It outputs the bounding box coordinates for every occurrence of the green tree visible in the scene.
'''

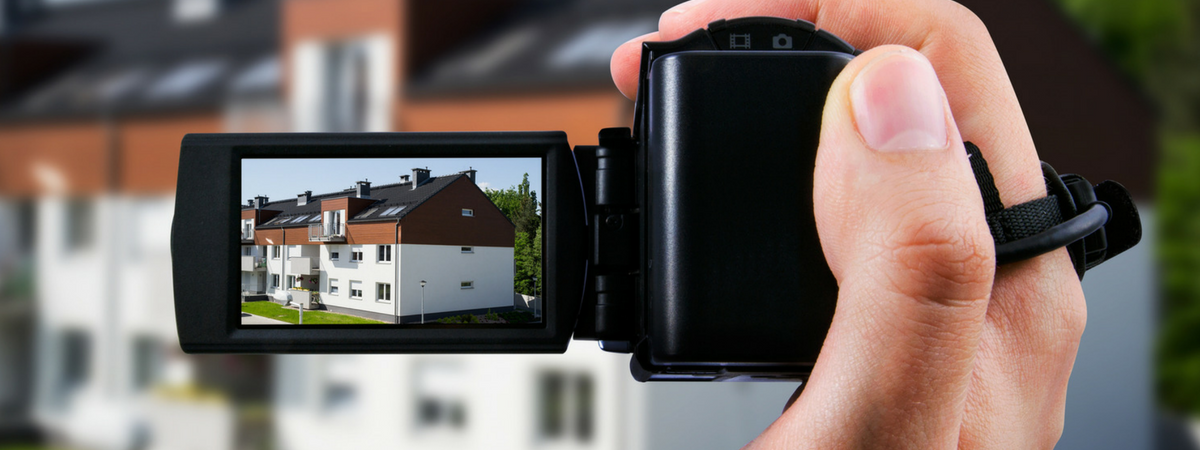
[484,173,541,242]
[485,174,543,296]
[513,224,543,296]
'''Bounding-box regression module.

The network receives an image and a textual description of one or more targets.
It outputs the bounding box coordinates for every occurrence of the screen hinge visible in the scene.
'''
[591,128,638,343]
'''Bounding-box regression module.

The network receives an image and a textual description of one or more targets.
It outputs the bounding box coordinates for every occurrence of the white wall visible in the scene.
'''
[320,244,401,318]
[273,343,628,450]
[397,244,514,318]
[33,195,209,450]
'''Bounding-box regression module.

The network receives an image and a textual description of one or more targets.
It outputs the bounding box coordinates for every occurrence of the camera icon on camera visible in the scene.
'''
[772,33,793,49]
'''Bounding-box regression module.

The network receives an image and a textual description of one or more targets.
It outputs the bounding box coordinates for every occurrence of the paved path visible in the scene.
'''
[241,312,290,325]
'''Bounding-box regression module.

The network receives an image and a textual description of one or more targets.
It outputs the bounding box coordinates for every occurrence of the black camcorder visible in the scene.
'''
[172,18,1142,381]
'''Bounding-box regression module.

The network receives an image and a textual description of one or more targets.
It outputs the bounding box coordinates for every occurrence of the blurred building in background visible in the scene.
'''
[0,0,1176,449]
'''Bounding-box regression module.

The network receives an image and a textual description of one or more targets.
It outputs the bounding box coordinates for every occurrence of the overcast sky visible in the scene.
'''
[241,158,542,205]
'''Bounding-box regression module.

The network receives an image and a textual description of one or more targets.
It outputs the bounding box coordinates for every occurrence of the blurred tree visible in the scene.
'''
[1054,0,1200,415]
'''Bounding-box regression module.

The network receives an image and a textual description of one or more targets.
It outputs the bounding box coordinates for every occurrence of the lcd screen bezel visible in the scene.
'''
[172,132,585,353]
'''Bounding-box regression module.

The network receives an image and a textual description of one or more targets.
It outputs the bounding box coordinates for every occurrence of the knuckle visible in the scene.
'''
[940,1,991,42]
[879,197,995,306]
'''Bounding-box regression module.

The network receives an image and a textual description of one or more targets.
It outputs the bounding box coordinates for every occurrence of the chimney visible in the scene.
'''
[247,199,254,208]
[462,168,477,183]
[297,190,312,206]
[356,181,371,198]
[399,174,411,184]
[254,196,269,209]
[411,168,430,190]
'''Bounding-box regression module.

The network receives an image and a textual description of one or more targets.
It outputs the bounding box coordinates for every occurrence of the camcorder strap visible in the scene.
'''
[965,142,1141,278]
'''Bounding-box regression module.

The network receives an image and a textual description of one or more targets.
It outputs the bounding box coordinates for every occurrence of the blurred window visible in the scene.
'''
[17,200,35,254]
[349,281,363,299]
[132,336,161,391]
[414,361,467,433]
[231,56,280,94]
[324,41,370,132]
[272,274,279,289]
[322,356,358,414]
[537,370,595,443]
[57,330,90,406]
[147,60,225,100]
[65,199,94,252]
[377,245,391,263]
[548,19,657,69]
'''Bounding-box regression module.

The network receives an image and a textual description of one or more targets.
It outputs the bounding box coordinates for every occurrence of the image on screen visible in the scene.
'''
[238,157,543,326]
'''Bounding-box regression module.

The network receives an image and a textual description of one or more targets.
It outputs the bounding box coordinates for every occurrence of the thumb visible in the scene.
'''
[793,47,996,446]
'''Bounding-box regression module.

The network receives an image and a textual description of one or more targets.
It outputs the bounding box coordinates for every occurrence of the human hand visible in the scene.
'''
[611,1,1086,449]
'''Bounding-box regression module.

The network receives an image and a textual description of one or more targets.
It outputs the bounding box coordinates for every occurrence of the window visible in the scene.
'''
[329,279,339,295]
[322,356,359,415]
[65,199,95,252]
[377,283,392,302]
[350,281,363,299]
[460,281,474,289]
[287,275,296,289]
[272,245,281,259]
[414,361,467,432]
[351,249,364,262]
[378,245,392,263]
[461,208,474,217]
[461,246,474,254]
[131,337,161,391]
[243,247,252,256]
[537,371,595,442]
[272,274,280,289]
[59,331,91,400]
[323,41,370,132]
[331,251,340,261]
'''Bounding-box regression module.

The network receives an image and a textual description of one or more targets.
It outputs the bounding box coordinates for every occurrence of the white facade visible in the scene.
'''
[312,243,515,322]
[320,244,402,319]
[32,195,225,450]
[270,344,802,450]
[397,244,515,319]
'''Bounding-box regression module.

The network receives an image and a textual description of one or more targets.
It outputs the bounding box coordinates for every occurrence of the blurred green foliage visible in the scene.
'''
[1159,135,1200,413]
[1054,0,1200,415]
[1056,0,1189,77]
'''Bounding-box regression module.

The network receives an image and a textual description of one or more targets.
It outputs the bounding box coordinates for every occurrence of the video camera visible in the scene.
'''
[172,18,1141,381]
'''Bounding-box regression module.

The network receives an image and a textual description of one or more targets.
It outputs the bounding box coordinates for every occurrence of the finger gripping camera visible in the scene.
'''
[172,18,1141,381]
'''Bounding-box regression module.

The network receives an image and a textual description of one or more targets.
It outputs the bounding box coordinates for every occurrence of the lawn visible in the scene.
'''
[241,301,385,325]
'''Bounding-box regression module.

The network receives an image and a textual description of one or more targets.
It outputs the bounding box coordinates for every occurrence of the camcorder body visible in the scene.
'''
[172,18,1141,382]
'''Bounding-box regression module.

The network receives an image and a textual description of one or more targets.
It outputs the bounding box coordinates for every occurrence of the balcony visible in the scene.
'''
[241,256,266,272]
[309,222,345,242]
[287,257,317,276]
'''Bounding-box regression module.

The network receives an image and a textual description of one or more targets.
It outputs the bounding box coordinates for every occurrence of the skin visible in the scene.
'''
[610,1,1087,449]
